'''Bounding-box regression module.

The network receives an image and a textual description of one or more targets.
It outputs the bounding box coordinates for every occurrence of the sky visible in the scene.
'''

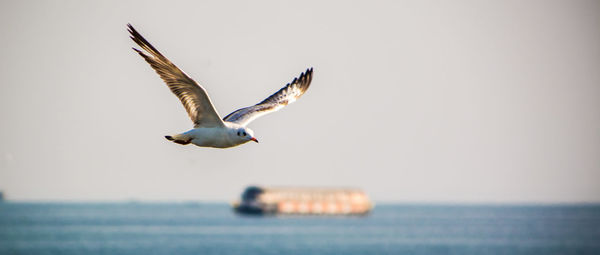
[0,0,599,203]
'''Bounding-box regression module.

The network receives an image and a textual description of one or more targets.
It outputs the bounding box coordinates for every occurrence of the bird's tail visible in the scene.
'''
[165,134,191,145]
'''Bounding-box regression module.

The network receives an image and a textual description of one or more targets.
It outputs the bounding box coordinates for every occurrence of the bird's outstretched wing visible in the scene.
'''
[128,24,225,128]
[223,68,313,126]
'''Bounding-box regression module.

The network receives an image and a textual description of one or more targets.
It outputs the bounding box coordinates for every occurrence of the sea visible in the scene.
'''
[1,203,599,255]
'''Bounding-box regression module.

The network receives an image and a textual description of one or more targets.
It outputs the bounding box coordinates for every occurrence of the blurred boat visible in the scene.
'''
[232,186,373,216]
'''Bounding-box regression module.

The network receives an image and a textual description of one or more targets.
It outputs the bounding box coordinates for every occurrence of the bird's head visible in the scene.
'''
[235,127,258,144]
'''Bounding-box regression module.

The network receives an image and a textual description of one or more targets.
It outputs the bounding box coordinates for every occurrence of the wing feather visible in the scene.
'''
[223,68,313,126]
[128,24,224,128]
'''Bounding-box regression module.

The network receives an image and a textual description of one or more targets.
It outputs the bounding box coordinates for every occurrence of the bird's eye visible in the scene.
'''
[242,132,247,136]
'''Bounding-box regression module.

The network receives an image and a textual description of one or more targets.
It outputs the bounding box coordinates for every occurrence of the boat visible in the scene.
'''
[232,186,373,216]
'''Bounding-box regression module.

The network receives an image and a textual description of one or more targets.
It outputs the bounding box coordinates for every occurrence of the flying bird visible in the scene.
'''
[128,24,313,148]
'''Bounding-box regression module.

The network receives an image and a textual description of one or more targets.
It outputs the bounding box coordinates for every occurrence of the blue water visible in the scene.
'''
[1,203,599,255]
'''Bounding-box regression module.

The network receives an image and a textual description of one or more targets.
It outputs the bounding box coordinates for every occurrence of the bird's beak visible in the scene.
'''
[250,137,259,143]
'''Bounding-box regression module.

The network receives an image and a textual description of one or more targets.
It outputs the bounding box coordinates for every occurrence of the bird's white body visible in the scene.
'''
[172,122,254,148]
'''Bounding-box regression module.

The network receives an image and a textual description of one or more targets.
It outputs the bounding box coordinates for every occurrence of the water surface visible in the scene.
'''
[1,203,599,255]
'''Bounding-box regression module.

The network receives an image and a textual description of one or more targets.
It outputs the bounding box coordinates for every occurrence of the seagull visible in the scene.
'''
[128,24,313,148]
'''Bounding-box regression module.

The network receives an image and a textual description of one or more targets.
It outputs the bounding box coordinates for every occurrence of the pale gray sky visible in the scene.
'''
[1,0,599,203]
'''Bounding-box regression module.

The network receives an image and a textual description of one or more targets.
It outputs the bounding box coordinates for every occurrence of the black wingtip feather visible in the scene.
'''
[297,67,313,90]
[127,23,165,58]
